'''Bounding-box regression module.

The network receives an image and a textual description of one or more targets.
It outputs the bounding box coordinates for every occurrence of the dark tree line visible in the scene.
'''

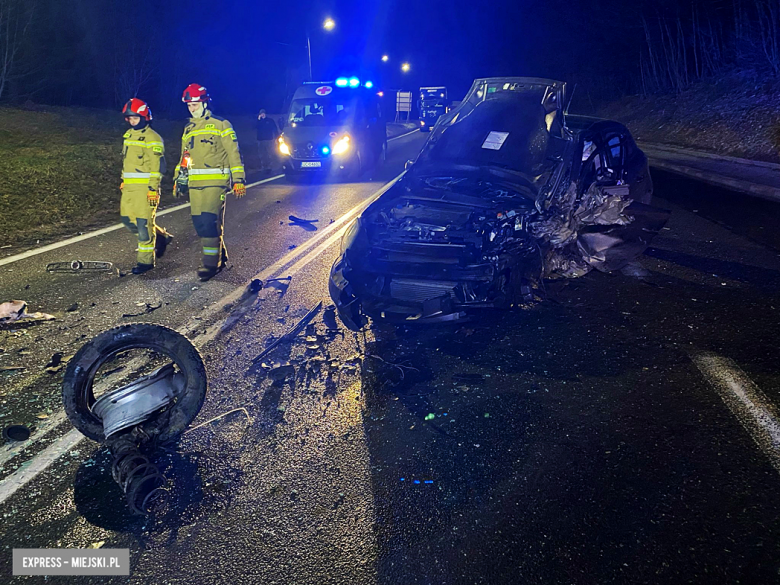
[638,0,780,95]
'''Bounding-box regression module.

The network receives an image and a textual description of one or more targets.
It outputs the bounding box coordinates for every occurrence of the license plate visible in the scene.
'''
[300,161,321,168]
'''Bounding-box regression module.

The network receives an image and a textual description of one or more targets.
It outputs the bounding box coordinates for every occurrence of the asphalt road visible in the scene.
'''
[1,136,780,584]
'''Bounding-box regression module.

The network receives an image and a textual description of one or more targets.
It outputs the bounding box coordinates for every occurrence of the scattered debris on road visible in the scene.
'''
[0,300,55,326]
[267,362,296,383]
[248,276,292,297]
[252,301,323,365]
[288,215,319,231]
[46,260,113,273]
[323,305,339,331]
[44,352,73,374]
[121,302,163,318]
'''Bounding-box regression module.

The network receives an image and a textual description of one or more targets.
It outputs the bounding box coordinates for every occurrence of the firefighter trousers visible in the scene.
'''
[120,187,168,266]
[190,185,228,269]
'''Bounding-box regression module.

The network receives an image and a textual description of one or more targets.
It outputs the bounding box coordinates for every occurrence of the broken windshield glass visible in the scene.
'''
[414,78,568,178]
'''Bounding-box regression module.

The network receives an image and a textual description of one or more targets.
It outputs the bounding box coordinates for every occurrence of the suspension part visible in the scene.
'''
[107,433,168,515]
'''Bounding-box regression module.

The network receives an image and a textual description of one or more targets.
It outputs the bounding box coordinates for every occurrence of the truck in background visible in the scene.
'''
[418,86,449,132]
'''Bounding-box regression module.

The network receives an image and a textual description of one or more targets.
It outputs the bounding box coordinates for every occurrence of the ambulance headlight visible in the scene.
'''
[278,136,290,156]
[333,135,351,155]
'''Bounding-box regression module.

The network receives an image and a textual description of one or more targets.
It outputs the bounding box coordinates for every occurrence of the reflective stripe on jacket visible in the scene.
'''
[122,127,165,190]
[173,109,245,188]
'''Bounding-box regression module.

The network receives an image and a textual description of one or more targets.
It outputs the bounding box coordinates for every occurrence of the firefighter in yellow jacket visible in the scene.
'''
[120,98,173,274]
[173,83,246,280]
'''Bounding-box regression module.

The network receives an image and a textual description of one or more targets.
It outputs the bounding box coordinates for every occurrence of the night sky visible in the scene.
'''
[5,0,751,114]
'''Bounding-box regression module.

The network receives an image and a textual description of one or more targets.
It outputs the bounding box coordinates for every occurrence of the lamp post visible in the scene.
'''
[307,18,336,81]
[401,62,411,73]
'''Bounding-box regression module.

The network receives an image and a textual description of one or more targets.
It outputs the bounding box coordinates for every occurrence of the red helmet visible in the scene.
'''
[122,98,152,121]
[182,83,210,103]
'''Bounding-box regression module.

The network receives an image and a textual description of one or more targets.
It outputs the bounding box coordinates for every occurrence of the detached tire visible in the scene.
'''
[62,323,207,444]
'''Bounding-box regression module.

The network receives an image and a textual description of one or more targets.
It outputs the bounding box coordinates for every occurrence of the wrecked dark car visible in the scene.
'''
[329,77,670,330]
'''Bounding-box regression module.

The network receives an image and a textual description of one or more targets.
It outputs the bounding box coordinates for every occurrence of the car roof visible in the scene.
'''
[472,77,565,89]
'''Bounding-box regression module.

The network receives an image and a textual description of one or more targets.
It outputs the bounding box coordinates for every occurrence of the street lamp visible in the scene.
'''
[307,18,336,81]
[381,55,389,62]
[401,62,410,73]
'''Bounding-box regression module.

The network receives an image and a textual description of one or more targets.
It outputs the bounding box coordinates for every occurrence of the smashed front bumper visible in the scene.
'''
[328,252,498,330]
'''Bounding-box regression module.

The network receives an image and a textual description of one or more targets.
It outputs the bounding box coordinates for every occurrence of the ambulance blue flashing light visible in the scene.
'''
[321,146,331,155]
[335,77,366,89]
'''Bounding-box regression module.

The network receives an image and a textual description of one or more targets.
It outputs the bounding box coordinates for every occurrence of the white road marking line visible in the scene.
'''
[0,429,84,506]
[691,351,780,475]
[0,170,406,507]
[388,128,422,141]
[0,175,284,268]
[190,170,405,348]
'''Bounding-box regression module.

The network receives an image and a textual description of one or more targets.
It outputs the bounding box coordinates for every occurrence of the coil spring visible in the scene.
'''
[110,439,168,515]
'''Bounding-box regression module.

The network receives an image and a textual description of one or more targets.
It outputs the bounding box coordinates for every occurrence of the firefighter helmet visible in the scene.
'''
[182,84,210,103]
[122,98,152,121]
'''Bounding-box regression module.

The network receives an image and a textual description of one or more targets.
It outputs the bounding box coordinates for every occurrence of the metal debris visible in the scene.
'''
[252,301,323,364]
[288,216,319,231]
[46,260,113,273]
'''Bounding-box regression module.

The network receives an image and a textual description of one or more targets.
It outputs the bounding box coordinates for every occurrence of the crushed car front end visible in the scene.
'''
[330,77,669,330]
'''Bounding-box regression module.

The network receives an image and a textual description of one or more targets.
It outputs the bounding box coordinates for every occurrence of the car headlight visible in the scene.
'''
[340,218,360,254]
[333,135,351,155]
[278,136,290,156]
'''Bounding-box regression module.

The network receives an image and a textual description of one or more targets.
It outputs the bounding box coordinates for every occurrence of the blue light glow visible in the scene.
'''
[335,78,348,87]
[321,146,330,155]
[364,81,374,88]
[348,77,360,87]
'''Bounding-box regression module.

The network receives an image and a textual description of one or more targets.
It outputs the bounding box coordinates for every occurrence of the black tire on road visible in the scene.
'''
[62,323,207,444]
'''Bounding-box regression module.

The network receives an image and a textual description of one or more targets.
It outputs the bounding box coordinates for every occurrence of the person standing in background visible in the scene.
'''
[256,109,280,174]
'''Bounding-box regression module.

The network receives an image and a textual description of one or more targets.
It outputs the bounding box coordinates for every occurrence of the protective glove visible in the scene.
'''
[233,182,247,198]
[120,181,124,191]
[172,184,180,199]
[147,189,160,207]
